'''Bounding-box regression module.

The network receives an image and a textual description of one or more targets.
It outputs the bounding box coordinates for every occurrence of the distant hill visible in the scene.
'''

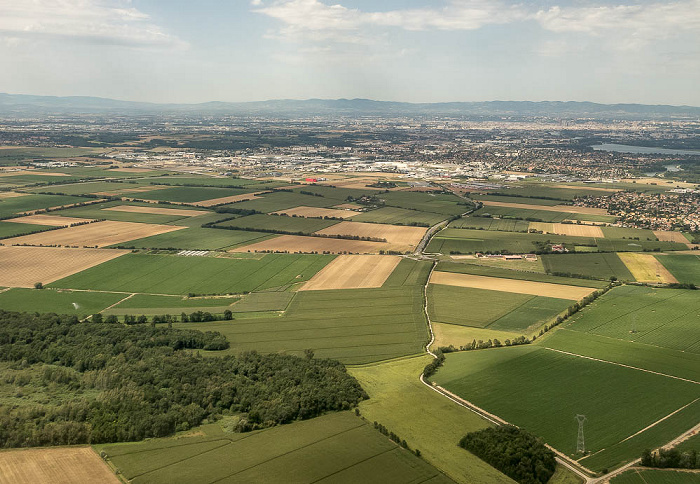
[1,93,698,119]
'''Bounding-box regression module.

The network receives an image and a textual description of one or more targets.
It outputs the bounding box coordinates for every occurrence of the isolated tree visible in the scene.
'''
[34,282,43,289]
[92,313,103,324]
[223,310,233,320]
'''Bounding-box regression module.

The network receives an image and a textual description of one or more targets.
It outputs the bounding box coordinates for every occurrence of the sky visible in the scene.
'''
[0,0,698,105]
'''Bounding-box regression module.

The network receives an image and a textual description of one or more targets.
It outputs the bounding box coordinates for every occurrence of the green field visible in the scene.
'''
[0,147,104,166]
[601,227,658,240]
[0,288,126,315]
[471,206,616,224]
[0,220,53,238]
[436,261,610,288]
[427,284,571,332]
[427,228,592,254]
[145,176,283,188]
[222,191,333,213]
[610,469,700,484]
[476,194,564,206]
[174,286,428,364]
[353,206,448,226]
[490,185,620,201]
[449,216,531,232]
[109,294,242,309]
[382,258,433,287]
[97,411,455,484]
[380,191,468,215]
[27,180,153,196]
[115,226,274,250]
[595,238,686,252]
[50,253,334,295]
[216,213,339,233]
[432,347,700,470]
[51,200,213,224]
[350,357,512,484]
[0,194,86,218]
[135,186,254,203]
[541,253,634,280]
[657,254,700,285]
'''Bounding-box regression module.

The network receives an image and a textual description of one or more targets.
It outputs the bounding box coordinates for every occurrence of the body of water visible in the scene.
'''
[591,143,700,156]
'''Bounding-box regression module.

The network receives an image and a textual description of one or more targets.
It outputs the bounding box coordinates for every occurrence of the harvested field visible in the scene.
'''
[0,170,69,177]
[314,221,428,252]
[111,167,153,172]
[481,200,609,215]
[618,252,678,283]
[192,192,264,207]
[103,205,210,217]
[271,205,359,219]
[429,271,597,300]
[529,222,605,238]
[552,184,618,192]
[232,234,391,254]
[0,447,119,484]
[6,214,94,226]
[301,255,401,290]
[3,220,184,247]
[0,191,27,199]
[0,246,128,288]
[654,231,691,244]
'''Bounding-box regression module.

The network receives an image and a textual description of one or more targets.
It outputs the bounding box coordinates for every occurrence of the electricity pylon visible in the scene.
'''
[576,415,587,454]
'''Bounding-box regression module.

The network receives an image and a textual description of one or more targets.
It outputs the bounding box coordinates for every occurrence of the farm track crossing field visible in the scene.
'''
[97,412,455,484]
[0,288,127,315]
[51,252,333,295]
[232,234,393,254]
[271,205,360,219]
[611,469,700,484]
[314,221,428,252]
[3,220,185,247]
[529,222,605,238]
[217,213,339,233]
[300,255,401,290]
[0,446,120,484]
[103,205,210,217]
[560,285,700,353]
[0,246,128,288]
[119,226,274,250]
[353,206,448,226]
[430,271,597,300]
[432,347,700,469]
[5,214,94,226]
[175,286,428,364]
[618,252,678,283]
[656,254,700,285]
[542,253,635,280]
[109,294,242,309]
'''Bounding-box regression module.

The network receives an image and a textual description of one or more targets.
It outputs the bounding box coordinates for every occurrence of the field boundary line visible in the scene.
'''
[543,347,700,384]
[618,398,700,444]
[129,439,233,479]
[102,293,135,312]
[307,447,398,484]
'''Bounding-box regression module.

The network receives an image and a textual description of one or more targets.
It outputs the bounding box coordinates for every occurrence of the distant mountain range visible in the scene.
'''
[1,93,698,119]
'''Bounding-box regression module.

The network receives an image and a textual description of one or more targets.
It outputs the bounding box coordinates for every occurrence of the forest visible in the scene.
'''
[0,310,367,448]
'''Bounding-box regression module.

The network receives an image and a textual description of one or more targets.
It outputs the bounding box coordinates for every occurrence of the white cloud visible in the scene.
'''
[0,0,184,48]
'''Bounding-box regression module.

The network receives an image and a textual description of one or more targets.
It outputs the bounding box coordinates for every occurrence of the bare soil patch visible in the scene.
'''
[0,246,128,287]
[618,252,678,283]
[0,446,120,484]
[0,192,28,199]
[271,205,360,219]
[300,255,401,291]
[653,231,690,243]
[231,234,391,254]
[6,214,94,226]
[529,222,604,238]
[3,220,184,248]
[193,192,265,207]
[0,171,70,177]
[481,200,609,215]
[103,205,210,217]
[314,221,427,252]
[430,271,597,300]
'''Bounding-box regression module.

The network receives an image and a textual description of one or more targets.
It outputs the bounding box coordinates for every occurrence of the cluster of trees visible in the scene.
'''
[641,448,700,469]
[439,335,530,353]
[423,349,445,378]
[459,426,556,484]
[0,310,367,448]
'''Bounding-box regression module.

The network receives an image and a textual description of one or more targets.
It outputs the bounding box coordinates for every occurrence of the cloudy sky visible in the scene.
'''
[0,0,698,105]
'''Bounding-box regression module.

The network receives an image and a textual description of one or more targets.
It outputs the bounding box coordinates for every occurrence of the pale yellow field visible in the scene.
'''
[103,205,210,217]
[0,171,69,177]
[481,200,609,215]
[111,167,153,172]
[3,220,184,248]
[271,205,360,219]
[429,271,597,300]
[0,191,28,199]
[0,246,128,288]
[314,221,427,252]
[0,447,120,484]
[653,230,690,243]
[432,322,520,349]
[618,252,678,283]
[552,184,618,192]
[300,255,401,291]
[529,222,604,238]
[5,214,94,226]
[192,192,264,207]
[232,234,390,254]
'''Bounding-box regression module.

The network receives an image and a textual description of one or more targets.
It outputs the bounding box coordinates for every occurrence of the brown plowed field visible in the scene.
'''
[529,222,604,238]
[618,252,678,283]
[103,205,210,217]
[481,200,609,215]
[314,221,427,252]
[271,205,359,219]
[300,255,401,290]
[0,246,128,287]
[0,447,120,484]
[653,230,690,243]
[6,214,94,226]
[430,271,597,300]
[3,220,184,247]
[231,234,391,254]
[192,192,264,207]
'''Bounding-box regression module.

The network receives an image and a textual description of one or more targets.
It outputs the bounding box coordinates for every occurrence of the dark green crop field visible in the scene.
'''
[216,213,339,233]
[135,186,254,203]
[49,253,334,295]
[0,194,86,218]
[611,469,700,484]
[222,191,333,213]
[541,253,635,280]
[353,206,448,226]
[0,220,53,238]
[380,191,468,215]
[115,226,274,250]
[656,254,700,285]
[0,288,126,315]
